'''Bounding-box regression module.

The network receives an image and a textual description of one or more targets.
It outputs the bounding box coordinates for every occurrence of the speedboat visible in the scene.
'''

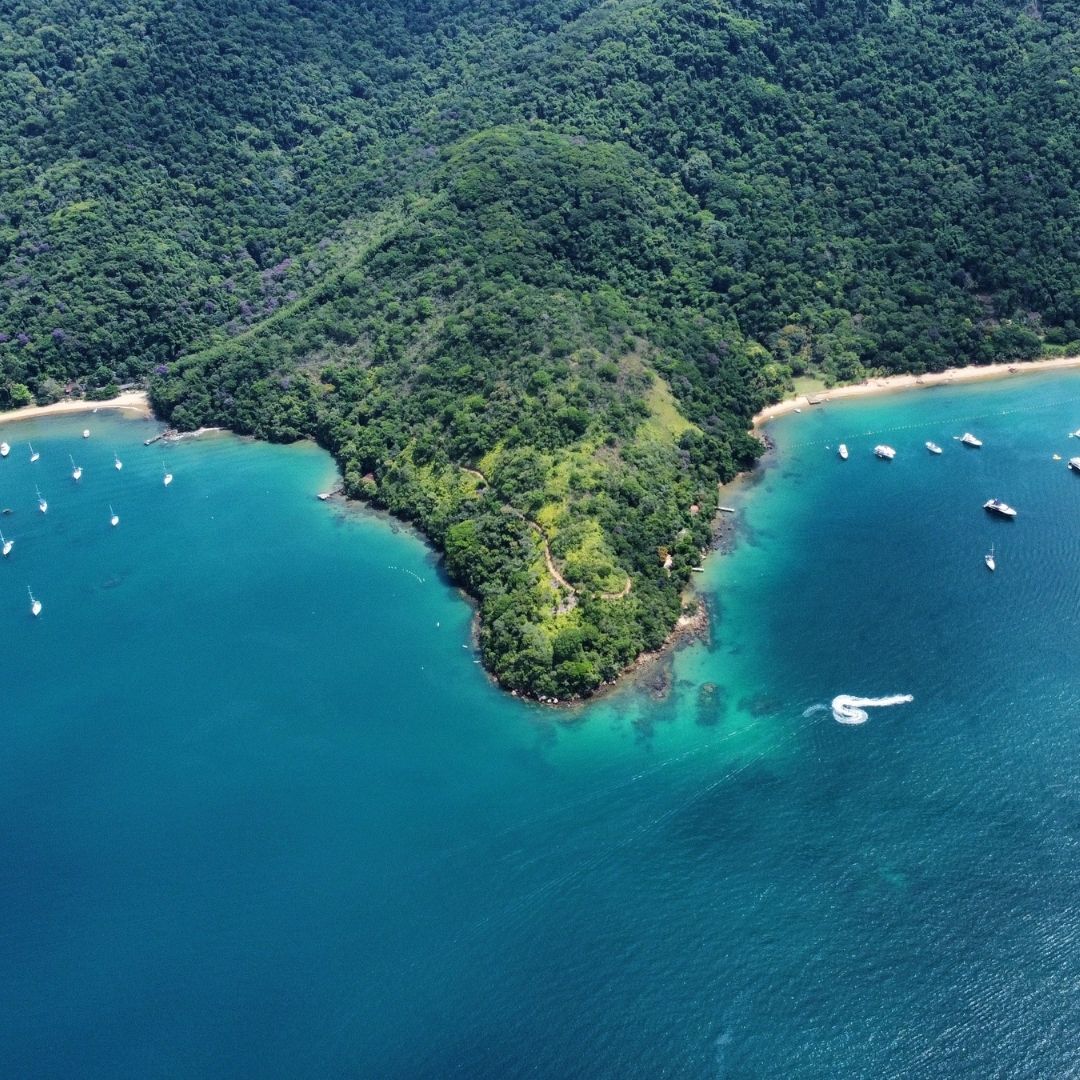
[983,499,1017,518]
[874,445,896,460]
[961,432,982,447]
[985,544,995,572]
[1069,457,1080,473]
[838,444,848,460]
[926,442,942,454]
[0,441,9,457]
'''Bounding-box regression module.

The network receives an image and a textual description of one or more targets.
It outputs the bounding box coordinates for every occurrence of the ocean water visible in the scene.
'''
[1,374,1079,1078]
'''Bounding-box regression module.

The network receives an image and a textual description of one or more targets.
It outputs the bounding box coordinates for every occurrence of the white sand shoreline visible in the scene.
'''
[0,390,152,427]
[752,354,1080,428]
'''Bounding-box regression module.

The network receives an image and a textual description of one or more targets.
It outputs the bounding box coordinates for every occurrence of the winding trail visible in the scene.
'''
[463,467,631,605]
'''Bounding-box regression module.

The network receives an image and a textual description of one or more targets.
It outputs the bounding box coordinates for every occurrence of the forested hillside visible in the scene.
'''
[2,0,1078,696]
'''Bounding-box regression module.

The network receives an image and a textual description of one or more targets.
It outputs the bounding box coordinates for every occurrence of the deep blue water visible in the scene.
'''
[2,374,1079,1078]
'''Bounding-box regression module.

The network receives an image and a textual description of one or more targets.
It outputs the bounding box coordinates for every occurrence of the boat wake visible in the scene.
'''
[830,693,913,725]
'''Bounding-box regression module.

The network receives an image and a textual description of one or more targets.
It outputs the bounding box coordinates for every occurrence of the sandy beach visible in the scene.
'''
[0,389,152,427]
[752,354,1080,427]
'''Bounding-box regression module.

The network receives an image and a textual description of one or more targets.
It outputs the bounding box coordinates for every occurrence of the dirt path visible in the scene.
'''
[464,467,631,605]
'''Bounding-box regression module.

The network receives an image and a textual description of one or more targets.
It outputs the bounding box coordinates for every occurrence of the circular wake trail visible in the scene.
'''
[831,693,914,725]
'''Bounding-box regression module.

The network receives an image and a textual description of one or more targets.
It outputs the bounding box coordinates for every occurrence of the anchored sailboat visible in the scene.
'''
[29,443,39,462]
[36,487,47,513]
[109,505,119,527]
[985,544,995,572]
[27,586,41,617]
[114,453,123,471]
[70,454,82,482]
[162,461,173,487]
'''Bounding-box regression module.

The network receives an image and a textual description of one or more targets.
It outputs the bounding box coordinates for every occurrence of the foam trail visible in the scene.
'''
[802,704,828,718]
[831,693,913,725]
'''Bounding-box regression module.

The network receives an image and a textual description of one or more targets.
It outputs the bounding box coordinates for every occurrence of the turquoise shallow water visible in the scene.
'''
[2,375,1079,1078]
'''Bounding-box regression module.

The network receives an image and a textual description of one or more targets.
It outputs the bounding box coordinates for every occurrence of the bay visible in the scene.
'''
[1,371,1079,1077]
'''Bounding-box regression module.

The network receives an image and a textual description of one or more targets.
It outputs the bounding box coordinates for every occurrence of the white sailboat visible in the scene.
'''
[69,454,82,482]
[114,454,123,471]
[29,442,39,462]
[36,486,47,514]
[1,529,12,557]
[109,504,119,527]
[27,586,41,617]
[0,441,9,457]
[162,461,173,487]
[985,544,995,572]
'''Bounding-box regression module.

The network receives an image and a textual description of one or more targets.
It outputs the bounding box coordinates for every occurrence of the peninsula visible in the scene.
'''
[2,0,1079,700]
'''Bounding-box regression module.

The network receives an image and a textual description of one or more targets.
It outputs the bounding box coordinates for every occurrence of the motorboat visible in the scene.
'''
[926,442,942,454]
[874,445,896,460]
[961,432,982,447]
[983,499,1017,518]
[838,444,848,460]
[1069,457,1080,473]
[0,441,8,457]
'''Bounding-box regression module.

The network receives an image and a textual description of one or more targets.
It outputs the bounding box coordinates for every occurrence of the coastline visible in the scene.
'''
[516,597,710,710]
[0,389,152,427]
[10,353,1073,712]
[751,354,1080,427]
